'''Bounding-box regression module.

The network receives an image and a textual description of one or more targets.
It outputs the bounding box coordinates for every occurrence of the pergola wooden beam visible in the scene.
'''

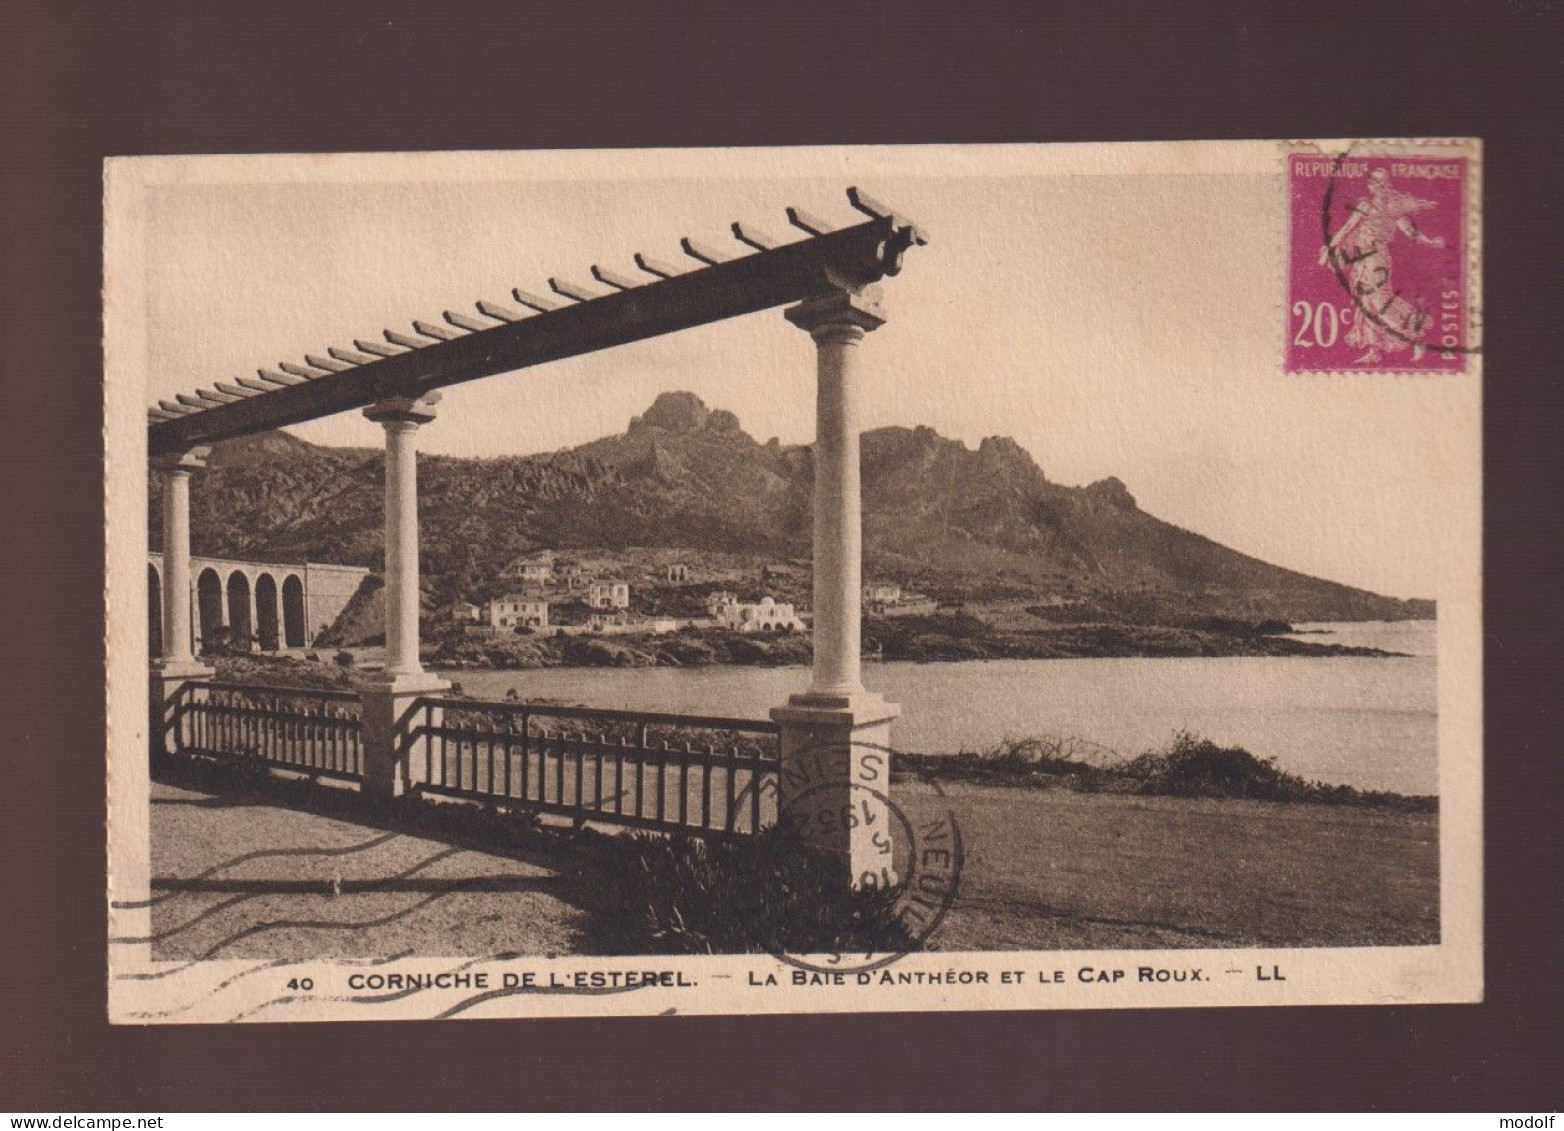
[680,237,729,266]
[383,329,427,350]
[590,264,638,291]
[443,311,488,333]
[510,288,558,314]
[148,189,927,457]
[786,206,833,236]
[732,221,779,251]
[548,276,600,303]
[633,252,682,280]
[475,300,520,324]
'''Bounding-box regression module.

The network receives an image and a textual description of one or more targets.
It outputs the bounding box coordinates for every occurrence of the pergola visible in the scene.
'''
[149,186,927,877]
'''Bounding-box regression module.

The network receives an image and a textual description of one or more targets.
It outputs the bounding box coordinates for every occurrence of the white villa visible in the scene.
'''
[704,590,739,615]
[716,596,804,634]
[864,582,902,606]
[484,594,550,629]
[518,561,553,584]
[588,579,631,609]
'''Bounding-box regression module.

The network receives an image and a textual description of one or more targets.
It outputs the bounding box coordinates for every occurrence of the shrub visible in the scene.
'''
[894,731,1434,811]
[198,625,256,658]
[897,736,1120,792]
[212,653,362,692]
[584,826,917,957]
[1120,731,1433,809]
[1125,732,1291,799]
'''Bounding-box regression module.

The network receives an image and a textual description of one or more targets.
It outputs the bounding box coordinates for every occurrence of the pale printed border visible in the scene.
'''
[105,141,1483,1023]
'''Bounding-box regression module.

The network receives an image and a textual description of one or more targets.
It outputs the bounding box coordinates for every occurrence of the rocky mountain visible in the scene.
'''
[151,391,1433,624]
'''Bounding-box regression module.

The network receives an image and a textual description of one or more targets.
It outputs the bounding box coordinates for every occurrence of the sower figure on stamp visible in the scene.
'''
[1319,168,1446,365]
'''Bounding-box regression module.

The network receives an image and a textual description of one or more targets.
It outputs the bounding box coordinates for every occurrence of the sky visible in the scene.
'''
[130,144,1480,600]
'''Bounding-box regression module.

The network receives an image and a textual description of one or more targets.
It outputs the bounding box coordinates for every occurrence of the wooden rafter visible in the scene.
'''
[148,187,927,458]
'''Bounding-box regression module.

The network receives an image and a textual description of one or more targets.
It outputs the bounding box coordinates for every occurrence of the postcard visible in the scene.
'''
[105,139,1481,1022]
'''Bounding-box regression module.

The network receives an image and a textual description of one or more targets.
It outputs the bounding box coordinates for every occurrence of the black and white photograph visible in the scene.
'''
[104,141,1482,1023]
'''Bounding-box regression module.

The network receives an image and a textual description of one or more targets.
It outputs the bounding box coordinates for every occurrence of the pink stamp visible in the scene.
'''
[1287,147,1471,372]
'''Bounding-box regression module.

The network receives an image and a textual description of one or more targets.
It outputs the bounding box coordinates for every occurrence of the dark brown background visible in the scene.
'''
[3,0,1559,1112]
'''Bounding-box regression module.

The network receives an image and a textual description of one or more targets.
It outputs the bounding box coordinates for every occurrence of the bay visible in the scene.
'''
[435,620,1438,795]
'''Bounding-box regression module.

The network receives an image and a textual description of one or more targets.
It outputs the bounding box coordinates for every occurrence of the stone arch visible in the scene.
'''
[196,567,224,653]
[282,574,306,648]
[255,572,280,651]
[148,563,162,658]
[226,570,253,649]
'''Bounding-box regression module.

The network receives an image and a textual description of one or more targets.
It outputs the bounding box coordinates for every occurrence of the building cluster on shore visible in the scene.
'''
[446,550,926,639]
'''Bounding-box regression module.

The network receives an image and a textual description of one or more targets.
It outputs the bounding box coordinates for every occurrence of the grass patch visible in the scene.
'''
[895,731,1435,812]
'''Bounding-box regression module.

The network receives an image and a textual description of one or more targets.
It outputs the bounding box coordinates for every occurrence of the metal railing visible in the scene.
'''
[167,680,364,781]
[401,697,780,837]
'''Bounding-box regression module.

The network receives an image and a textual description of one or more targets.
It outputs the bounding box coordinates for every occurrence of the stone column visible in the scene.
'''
[360,395,448,800]
[246,579,259,653]
[188,575,199,653]
[150,448,214,757]
[264,586,281,653]
[771,288,900,887]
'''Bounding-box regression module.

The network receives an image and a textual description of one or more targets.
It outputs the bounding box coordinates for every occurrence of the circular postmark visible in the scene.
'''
[758,736,964,976]
[1317,144,1478,359]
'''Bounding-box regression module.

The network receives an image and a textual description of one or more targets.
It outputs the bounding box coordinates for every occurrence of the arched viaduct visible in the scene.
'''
[147,553,369,655]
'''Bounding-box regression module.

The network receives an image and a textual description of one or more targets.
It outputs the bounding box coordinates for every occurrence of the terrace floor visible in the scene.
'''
[147,780,590,961]
[146,773,1438,961]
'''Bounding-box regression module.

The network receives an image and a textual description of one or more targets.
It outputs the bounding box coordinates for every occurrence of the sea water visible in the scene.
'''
[436,621,1438,795]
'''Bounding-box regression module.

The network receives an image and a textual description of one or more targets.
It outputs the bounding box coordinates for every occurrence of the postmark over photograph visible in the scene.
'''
[105,140,1482,1023]
[1286,140,1477,373]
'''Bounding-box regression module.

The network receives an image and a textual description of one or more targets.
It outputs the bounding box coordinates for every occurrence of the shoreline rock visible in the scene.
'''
[426,619,1403,672]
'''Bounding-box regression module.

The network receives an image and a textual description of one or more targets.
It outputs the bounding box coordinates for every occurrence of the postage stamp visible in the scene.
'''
[106,140,1483,1022]
[1286,141,1477,373]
